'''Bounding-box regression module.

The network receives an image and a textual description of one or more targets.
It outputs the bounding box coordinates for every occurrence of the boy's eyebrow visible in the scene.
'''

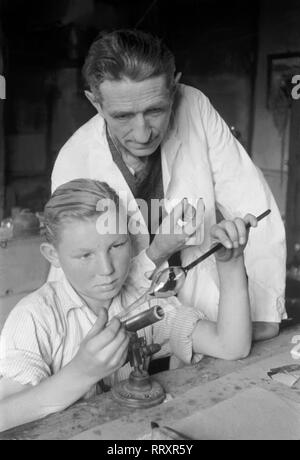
[71,247,94,254]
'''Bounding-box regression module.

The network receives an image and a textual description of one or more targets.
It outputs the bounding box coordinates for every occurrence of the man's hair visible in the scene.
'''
[82,29,176,99]
[44,179,120,246]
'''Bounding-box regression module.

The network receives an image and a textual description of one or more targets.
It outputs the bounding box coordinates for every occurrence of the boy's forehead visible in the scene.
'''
[59,209,128,242]
[96,207,128,237]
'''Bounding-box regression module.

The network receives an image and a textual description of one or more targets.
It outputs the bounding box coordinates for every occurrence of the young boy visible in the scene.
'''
[0,179,257,431]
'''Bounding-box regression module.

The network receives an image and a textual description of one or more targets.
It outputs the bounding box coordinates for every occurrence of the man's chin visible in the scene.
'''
[127,141,160,157]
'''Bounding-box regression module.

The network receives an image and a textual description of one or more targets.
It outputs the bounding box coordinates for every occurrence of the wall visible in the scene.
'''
[252,0,300,218]
[0,21,4,221]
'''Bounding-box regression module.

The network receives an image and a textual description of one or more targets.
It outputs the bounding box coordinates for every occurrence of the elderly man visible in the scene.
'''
[52,29,286,341]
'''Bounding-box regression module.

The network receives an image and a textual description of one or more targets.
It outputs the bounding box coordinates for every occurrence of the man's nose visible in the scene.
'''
[95,252,114,276]
[132,115,152,143]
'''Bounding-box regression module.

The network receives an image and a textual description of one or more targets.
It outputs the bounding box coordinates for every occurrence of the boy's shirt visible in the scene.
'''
[0,250,204,397]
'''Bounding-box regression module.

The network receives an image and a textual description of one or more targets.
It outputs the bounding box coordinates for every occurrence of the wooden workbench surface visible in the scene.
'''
[1,324,300,440]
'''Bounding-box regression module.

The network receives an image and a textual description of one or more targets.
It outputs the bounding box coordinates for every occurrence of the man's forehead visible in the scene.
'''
[99,75,171,110]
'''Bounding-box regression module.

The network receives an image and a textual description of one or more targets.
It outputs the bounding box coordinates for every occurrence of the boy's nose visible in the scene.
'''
[95,253,114,276]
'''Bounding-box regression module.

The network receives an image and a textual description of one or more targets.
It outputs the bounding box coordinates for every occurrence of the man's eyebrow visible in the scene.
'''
[109,101,170,118]
[110,110,134,117]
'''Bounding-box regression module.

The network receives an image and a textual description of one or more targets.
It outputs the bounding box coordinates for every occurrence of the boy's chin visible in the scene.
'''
[90,284,122,301]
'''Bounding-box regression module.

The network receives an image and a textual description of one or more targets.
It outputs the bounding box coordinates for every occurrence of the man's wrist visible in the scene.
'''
[146,244,169,268]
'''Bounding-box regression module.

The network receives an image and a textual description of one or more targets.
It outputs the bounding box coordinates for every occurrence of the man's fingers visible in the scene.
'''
[182,200,196,222]
[183,198,204,236]
[170,199,189,224]
[86,308,108,339]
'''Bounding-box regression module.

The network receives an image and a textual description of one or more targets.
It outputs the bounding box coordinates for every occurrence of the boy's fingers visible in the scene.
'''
[244,213,258,228]
[233,218,247,245]
[86,308,108,339]
[212,226,233,249]
[223,220,239,248]
[104,334,130,368]
[88,317,123,351]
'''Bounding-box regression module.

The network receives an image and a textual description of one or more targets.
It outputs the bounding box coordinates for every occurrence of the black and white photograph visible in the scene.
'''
[0,0,300,443]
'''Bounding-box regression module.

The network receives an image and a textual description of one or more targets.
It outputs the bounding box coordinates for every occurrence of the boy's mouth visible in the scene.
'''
[94,279,119,291]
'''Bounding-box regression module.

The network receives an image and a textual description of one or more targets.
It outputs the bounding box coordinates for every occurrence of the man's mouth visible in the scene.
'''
[131,138,159,150]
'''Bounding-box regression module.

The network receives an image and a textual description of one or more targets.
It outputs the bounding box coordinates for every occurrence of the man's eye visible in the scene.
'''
[147,108,164,115]
[115,114,131,121]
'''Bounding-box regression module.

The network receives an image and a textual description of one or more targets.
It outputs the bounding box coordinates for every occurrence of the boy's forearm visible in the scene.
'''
[216,256,252,358]
[0,362,95,432]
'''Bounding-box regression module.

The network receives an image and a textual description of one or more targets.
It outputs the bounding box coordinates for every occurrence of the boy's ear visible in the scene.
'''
[84,90,102,114]
[40,243,61,269]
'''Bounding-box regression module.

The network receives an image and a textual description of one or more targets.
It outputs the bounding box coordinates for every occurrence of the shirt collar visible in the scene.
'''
[59,273,124,319]
[60,274,87,314]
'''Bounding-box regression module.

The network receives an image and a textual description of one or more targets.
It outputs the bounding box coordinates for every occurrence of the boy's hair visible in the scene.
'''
[44,179,120,246]
[82,29,176,100]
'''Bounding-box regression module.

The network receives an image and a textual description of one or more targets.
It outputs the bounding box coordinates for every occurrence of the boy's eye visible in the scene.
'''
[111,240,128,249]
[80,253,92,259]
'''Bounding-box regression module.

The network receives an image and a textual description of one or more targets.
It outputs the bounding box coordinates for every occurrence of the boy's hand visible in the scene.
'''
[72,309,130,383]
[211,214,257,262]
[147,198,205,267]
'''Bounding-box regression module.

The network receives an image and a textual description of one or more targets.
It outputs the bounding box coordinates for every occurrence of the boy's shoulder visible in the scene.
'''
[4,280,66,328]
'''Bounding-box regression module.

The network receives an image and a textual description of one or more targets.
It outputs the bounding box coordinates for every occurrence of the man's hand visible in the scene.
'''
[211,214,258,262]
[146,198,204,267]
[71,309,129,384]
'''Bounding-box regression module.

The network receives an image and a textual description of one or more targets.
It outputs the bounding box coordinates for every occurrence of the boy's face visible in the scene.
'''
[54,212,131,309]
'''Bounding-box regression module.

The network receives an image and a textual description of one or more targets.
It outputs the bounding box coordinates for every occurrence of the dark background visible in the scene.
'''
[0,0,300,260]
[0,0,259,214]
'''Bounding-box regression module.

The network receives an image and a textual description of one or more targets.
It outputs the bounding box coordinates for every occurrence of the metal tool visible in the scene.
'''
[119,209,271,319]
[112,305,166,408]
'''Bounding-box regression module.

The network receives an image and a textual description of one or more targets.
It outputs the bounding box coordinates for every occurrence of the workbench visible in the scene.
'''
[1,323,300,440]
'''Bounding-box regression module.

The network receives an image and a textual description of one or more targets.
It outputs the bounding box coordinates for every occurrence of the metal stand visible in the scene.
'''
[112,332,166,408]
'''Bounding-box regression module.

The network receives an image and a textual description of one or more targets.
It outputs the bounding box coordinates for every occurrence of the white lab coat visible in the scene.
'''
[51,84,287,322]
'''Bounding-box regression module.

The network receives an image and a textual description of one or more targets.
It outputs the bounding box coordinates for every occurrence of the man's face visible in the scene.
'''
[98,75,174,157]
[55,212,131,309]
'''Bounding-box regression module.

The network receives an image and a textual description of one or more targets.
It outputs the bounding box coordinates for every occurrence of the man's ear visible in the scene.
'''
[174,72,182,85]
[84,90,102,114]
[40,243,61,269]
[170,72,182,100]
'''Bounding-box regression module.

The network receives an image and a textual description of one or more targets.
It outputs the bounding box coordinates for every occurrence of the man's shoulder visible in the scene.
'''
[59,114,104,156]
[51,114,107,190]
[175,83,210,119]
[178,83,207,103]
